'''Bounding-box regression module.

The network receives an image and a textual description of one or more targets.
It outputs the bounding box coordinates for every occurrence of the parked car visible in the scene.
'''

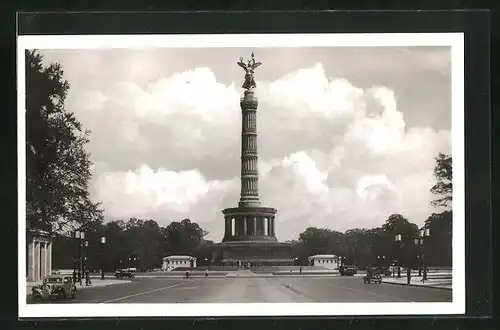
[32,275,77,301]
[115,269,135,279]
[339,265,358,276]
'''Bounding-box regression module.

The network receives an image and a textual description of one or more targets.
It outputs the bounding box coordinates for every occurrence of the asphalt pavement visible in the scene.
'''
[27,275,452,304]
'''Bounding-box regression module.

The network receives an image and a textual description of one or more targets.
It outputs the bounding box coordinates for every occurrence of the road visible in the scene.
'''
[27,275,452,304]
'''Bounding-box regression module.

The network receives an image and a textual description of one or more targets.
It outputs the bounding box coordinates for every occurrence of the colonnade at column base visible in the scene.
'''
[222,206,278,242]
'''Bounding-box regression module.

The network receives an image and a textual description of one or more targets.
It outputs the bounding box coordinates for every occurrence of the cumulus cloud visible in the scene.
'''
[44,49,451,241]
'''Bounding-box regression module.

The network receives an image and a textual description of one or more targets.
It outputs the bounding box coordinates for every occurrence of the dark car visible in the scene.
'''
[115,269,135,279]
[363,268,382,284]
[339,265,358,276]
[32,275,77,301]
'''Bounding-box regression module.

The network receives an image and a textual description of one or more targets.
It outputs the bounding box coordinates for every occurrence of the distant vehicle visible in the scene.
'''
[115,269,135,279]
[32,275,77,301]
[363,268,382,284]
[339,265,358,276]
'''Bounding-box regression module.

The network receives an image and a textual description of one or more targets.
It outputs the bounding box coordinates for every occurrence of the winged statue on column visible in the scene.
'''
[237,52,262,90]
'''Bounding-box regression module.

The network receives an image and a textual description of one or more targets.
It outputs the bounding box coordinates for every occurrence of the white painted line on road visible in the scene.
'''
[326,283,412,302]
[100,281,196,303]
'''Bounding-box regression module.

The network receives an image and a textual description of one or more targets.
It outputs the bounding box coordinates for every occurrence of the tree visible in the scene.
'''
[430,153,452,208]
[25,50,103,233]
[424,211,452,266]
[298,227,333,256]
[382,214,418,240]
[163,219,207,256]
[382,214,419,266]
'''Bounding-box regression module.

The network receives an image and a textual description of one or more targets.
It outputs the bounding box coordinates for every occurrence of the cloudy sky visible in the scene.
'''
[38,46,451,241]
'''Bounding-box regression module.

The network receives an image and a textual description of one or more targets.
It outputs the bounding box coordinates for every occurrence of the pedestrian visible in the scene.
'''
[72,269,77,284]
[205,269,208,278]
[85,268,91,286]
[406,267,411,284]
[185,270,189,279]
[299,266,302,274]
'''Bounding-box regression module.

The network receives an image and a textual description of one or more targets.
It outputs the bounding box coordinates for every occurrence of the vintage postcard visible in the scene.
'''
[18,33,465,317]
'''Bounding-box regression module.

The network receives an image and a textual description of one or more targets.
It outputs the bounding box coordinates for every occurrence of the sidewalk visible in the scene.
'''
[382,275,452,290]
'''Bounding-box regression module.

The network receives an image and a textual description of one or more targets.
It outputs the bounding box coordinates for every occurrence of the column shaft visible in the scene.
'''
[45,242,49,277]
[34,241,39,282]
[43,242,46,277]
[28,240,34,281]
[48,243,52,276]
[253,216,257,235]
[243,217,247,236]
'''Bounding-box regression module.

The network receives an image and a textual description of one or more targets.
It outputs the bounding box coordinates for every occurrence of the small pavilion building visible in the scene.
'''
[162,255,197,271]
[308,254,341,270]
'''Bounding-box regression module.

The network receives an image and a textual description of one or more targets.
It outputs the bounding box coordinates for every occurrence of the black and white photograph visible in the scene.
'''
[18,33,465,317]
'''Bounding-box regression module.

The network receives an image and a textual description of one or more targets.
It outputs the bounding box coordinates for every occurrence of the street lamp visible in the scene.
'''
[415,227,431,280]
[74,231,80,278]
[84,240,88,279]
[74,230,85,286]
[394,234,402,278]
[100,236,106,280]
[377,255,386,267]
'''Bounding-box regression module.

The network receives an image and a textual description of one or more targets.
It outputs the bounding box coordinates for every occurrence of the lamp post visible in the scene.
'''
[75,230,85,286]
[83,239,89,285]
[415,227,430,281]
[80,231,85,286]
[74,230,80,282]
[377,255,386,268]
[394,234,402,278]
[100,236,106,280]
[128,256,139,270]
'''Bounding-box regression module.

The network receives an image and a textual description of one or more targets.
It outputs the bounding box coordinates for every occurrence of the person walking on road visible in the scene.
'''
[85,268,92,286]
[205,269,208,278]
[72,269,77,284]
[185,270,190,279]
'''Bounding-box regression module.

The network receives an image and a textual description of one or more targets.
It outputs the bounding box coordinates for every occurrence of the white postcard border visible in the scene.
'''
[17,33,465,318]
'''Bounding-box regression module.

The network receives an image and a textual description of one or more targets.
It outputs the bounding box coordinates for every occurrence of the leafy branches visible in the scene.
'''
[430,153,452,208]
[25,50,103,233]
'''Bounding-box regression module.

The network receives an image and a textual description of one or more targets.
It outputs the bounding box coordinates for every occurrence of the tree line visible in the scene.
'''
[292,211,451,268]
[51,210,451,271]
[52,218,213,271]
[26,49,453,271]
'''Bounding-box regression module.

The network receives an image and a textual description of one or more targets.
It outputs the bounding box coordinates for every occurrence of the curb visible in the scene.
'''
[382,280,452,291]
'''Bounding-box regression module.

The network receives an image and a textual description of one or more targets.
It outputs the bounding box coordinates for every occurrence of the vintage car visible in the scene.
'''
[115,269,135,279]
[32,275,77,301]
[339,265,358,276]
[363,268,382,284]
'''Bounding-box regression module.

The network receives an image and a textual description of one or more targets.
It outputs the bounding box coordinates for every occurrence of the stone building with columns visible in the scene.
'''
[26,220,53,283]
